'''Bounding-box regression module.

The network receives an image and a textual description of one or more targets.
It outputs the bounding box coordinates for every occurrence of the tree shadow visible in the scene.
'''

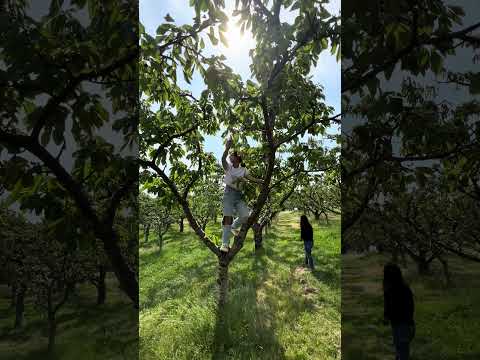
[211,250,286,359]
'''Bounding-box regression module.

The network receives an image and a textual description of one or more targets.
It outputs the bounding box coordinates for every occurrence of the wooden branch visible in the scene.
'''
[152,124,198,163]
[274,113,341,148]
[30,49,138,140]
[344,142,476,181]
[140,159,220,256]
[182,140,202,200]
[0,131,100,226]
[252,0,273,21]
[343,19,480,94]
[105,175,138,226]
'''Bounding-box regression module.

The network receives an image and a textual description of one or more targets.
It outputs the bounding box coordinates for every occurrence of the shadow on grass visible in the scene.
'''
[211,250,286,359]
[265,230,340,298]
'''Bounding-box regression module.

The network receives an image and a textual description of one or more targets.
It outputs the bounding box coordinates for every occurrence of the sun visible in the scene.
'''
[221,21,255,55]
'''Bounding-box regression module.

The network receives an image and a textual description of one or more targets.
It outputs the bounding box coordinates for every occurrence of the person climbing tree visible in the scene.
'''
[220,136,263,253]
[300,215,315,270]
[383,263,415,360]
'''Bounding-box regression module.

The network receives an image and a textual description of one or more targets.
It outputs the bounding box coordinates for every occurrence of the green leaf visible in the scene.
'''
[208,27,218,45]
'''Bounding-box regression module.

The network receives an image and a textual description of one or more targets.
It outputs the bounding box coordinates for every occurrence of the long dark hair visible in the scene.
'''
[300,215,312,234]
[383,263,405,292]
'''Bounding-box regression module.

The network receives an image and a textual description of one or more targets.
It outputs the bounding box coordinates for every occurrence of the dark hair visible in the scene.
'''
[232,151,246,167]
[383,263,404,291]
[300,215,312,233]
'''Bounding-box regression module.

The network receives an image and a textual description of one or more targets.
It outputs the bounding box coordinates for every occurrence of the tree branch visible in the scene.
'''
[139,159,220,256]
[30,48,138,140]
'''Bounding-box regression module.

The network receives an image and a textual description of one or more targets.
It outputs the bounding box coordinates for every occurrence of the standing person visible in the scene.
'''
[383,263,415,360]
[220,137,263,253]
[300,215,314,269]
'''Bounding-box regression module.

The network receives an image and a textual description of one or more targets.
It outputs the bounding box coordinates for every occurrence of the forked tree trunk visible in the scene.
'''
[97,266,106,305]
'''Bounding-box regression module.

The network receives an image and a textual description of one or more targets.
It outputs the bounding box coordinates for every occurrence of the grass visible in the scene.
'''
[0,275,137,359]
[139,211,341,360]
[342,253,480,360]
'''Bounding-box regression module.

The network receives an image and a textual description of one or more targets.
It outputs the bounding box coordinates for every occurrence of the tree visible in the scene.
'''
[291,170,340,223]
[0,206,34,329]
[0,0,139,306]
[139,0,340,313]
[341,0,480,243]
[12,224,87,353]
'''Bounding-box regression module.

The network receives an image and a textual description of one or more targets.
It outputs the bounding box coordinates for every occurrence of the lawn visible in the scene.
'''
[139,211,341,360]
[0,275,138,360]
[342,253,480,360]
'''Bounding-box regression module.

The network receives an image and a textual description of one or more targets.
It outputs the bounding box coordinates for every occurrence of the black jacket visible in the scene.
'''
[384,284,414,326]
[301,225,313,243]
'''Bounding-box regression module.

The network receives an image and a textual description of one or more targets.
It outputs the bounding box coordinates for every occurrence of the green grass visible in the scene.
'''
[342,253,480,360]
[0,275,137,359]
[140,211,341,360]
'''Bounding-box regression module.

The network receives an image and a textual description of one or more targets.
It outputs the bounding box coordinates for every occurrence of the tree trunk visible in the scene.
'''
[157,230,163,251]
[47,288,56,354]
[14,287,25,329]
[392,247,399,264]
[254,223,263,250]
[97,266,106,305]
[10,283,16,308]
[144,224,150,243]
[314,212,320,221]
[417,258,430,275]
[100,229,139,307]
[438,257,452,286]
[217,260,229,309]
[323,211,329,225]
[179,218,184,232]
[47,311,56,355]
[401,251,408,268]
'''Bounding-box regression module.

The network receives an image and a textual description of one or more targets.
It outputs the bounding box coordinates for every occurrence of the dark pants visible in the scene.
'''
[304,241,314,269]
[392,323,415,360]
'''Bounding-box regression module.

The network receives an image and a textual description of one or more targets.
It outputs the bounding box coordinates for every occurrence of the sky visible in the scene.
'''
[140,0,341,161]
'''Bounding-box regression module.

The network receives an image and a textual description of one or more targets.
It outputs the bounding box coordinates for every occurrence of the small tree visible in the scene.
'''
[16,228,86,354]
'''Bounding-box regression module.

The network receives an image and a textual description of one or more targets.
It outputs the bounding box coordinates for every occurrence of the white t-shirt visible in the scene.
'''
[224,163,248,191]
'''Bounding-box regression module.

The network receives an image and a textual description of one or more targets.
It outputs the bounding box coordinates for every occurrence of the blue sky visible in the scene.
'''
[140,0,340,160]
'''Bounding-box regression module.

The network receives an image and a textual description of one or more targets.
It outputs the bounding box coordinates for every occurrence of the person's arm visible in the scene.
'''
[245,173,264,185]
[222,137,233,171]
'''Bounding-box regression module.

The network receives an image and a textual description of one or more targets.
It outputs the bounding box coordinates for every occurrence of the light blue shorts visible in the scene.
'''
[223,186,250,218]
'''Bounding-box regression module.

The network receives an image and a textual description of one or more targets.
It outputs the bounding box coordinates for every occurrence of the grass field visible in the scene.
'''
[0,275,137,359]
[342,253,480,360]
[139,211,341,360]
